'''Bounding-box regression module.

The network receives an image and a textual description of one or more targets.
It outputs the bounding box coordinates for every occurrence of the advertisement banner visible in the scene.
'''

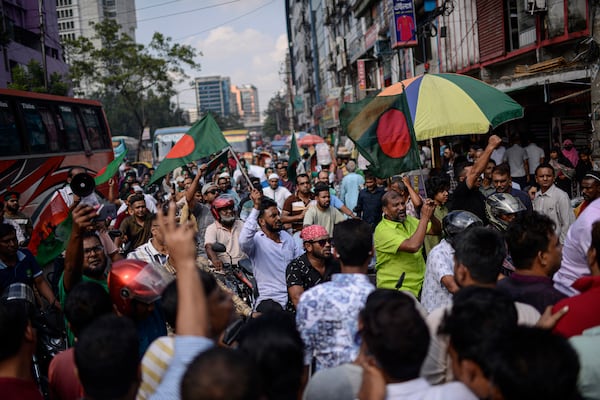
[391,0,417,48]
[358,59,366,90]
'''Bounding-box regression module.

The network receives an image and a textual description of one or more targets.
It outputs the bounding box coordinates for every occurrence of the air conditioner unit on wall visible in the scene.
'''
[525,0,547,13]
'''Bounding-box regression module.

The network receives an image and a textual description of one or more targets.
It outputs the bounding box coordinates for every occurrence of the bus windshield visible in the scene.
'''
[152,126,190,166]
[0,89,113,221]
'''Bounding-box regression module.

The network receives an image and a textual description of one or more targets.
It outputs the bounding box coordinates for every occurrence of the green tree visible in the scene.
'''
[64,19,200,150]
[8,60,69,95]
[262,93,290,139]
[209,112,245,130]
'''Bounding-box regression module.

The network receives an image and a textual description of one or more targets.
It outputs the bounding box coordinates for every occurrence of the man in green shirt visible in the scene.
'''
[374,190,439,297]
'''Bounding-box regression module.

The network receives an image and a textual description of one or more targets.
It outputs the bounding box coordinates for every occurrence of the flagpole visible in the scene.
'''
[228,147,253,187]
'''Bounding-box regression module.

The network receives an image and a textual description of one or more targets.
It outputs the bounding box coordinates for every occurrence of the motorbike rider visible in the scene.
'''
[205,195,247,270]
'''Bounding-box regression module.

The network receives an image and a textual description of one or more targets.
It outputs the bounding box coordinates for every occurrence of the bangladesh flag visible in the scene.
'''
[95,150,126,185]
[287,132,301,183]
[339,93,421,178]
[149,114,229,185]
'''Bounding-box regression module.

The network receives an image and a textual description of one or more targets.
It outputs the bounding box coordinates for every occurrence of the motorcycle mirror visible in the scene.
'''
[211,242,227,253]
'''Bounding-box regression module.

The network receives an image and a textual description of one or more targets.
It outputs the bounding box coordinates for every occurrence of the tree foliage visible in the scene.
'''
[210,112,245,130]
[64,19,200,143]
[262,92,291,138]
[8,60,69,95]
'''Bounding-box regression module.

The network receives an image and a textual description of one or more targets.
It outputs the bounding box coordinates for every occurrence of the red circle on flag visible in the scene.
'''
[376,109,411,158]
[166,134,194,159]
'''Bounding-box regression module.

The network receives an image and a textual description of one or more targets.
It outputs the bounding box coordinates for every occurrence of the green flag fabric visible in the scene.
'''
[35,213,72,266]
[149,114,230,185]
[95,150,127,185]
[339,93,421,178]
[287,132,301,183]
[205,147,231,176]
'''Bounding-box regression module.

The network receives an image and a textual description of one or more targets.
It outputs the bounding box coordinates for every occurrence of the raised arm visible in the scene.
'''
[465,135,502,189]
[398,201,435,253]
[185,164,206,207]
[63,204,97,292]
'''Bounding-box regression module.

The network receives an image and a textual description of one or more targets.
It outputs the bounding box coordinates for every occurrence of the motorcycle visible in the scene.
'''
[210,242,257,309]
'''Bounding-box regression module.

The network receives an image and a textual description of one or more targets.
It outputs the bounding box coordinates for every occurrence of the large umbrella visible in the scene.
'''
[297,134,325,146]
[377,73,523,140]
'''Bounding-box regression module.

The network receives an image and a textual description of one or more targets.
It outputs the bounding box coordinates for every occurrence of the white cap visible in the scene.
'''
[268,173,279,181]
[218,172,230,179]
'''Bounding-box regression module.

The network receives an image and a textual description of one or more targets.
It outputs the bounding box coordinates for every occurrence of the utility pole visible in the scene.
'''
[38,0,48,90]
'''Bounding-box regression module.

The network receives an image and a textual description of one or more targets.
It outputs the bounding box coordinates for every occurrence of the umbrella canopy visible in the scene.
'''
[377,73,523,140]
[297,134,325,146]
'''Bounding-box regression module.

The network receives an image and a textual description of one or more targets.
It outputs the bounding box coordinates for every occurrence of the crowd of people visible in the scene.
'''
[1,130,600,400]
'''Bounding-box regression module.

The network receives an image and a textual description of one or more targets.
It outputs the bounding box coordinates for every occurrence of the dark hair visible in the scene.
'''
[590,221,600,266]
[64,281,113,337]
[425,175,450,196]
[381,189,404,207]
[489,326,580,400]
[0,222,16,238]
[492,163,511,177]
[128,193,145,205]
[237,313,303,400]
[258,197,278,219]
[454,160,473,180]
[81,230,102,244]
[313,182,330,196]
[75,314,139,400]
[295,173,309,184]
[535,162,555,176]
[0,299,35,361]
[453,227,506,283]
[438,286,518,378]
[161,270,217,329]
[506,212,555,270]
[361,290,429,381]
[333,219,373,266]
[181,347,259,400]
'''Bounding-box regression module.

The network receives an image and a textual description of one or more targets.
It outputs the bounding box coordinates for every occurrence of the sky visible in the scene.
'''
[136,0,288,117]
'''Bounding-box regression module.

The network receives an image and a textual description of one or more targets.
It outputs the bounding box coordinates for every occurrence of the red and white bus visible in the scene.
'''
[0,89,114,224]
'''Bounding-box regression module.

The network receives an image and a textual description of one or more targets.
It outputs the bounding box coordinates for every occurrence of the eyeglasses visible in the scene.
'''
[308,238,332,246]
[83,245,103,255]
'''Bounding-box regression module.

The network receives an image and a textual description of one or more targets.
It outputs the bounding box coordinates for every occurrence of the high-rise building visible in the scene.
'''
[194,76,232,117]
[231,84,260,125]
[57,0,137,45]
[0,0,69,87]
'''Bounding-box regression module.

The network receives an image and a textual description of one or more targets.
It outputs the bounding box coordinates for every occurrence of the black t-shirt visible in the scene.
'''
[449,180,488,223]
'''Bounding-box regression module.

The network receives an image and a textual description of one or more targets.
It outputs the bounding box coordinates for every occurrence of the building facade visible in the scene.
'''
[194,76,233,117]
[286,0,596,159]
[57,0,137,44]
[232,84,260,125]
[0,0,69,87]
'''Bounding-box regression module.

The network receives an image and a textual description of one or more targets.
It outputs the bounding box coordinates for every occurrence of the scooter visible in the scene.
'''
[210,242,257,309]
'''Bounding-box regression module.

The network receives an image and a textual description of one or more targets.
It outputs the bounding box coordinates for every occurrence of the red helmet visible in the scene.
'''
[211,195,235,221]
[108,259,173,317]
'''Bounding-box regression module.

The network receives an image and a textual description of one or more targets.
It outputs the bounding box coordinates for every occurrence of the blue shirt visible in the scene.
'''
[355,186,385,229]
[0,249,42,291]
[340,172,364,212]
[239,208,303,308]
[296,273,374,371]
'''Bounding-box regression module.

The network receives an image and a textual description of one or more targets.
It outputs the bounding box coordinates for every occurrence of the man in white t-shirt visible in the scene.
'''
[525,137,545,182]
[503,136,529,189]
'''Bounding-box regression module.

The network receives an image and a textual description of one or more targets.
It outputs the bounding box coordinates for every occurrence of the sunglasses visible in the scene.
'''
[307,238,332,246]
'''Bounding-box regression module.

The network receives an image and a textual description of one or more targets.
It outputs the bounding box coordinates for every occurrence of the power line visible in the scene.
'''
[175,0,277,41]
[138,0,240,23]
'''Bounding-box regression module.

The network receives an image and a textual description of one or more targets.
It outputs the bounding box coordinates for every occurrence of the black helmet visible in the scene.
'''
[486,193,526,231]
[442,210,484,243]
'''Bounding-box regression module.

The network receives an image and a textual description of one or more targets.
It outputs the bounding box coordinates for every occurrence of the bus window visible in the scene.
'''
[0,101,21,156]
[57,105,84,151]
[38,107,61,152]
[20,102,49,153]
[81,107,109,150]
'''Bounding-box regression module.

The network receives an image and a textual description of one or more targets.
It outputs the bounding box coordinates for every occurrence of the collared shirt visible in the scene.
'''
[387,378,477,400]
[286,253,339,291]
[533,184,574,244]
[127,239,173,273]
[0,249,42,290]
[296,273,374,371]
[355,186,385,229]
[204,219,246,265]
[263,186,292,210]
[554,197,600,295]
[496,272,567,313]
[239,208,303,308]
[421,239,455,313]
[374,216,429,297]
[283,193,313,233]
[192,203,215,257]
[569,326,600,400]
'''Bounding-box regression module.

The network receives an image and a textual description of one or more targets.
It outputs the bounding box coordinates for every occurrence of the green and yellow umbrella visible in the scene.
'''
[377,73,524,140]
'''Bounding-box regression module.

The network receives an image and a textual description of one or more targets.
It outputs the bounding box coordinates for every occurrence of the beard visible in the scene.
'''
[220,215,235,227]
[263,221,282,233]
